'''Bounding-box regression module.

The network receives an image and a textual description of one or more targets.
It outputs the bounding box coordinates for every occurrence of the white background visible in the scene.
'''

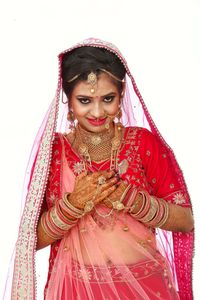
[0,0,199,299]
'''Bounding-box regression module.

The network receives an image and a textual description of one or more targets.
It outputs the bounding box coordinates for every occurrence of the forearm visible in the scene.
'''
[37,214,58,250]
[36,196,83,251]
[159,204,194,233]
[127,188,194,233]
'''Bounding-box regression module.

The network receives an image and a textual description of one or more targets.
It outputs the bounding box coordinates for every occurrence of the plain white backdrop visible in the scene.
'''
[0,0,199,298]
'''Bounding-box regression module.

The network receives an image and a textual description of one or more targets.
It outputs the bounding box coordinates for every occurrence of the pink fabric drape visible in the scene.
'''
[5,38,193,300]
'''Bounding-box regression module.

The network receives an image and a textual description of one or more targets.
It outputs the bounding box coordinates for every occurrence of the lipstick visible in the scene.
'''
[87,117,107,126]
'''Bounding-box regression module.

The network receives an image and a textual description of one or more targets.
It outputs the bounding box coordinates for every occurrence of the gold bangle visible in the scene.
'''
[139,197,159,223]
[50,206,72,230]
[156,200,169,228]
[40,212,59,240]
[63,193,84,218]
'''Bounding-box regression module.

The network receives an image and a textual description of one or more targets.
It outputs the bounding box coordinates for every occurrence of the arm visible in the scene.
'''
[37,214,59,250]
[36,170,118,250]
[135,128,194,233]
[159,203,193,233]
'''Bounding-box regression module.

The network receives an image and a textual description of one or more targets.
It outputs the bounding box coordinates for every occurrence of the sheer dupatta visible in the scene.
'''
[5,38,193,300]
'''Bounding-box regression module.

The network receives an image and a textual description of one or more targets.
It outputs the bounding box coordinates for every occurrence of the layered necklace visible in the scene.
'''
[72,122,123,170]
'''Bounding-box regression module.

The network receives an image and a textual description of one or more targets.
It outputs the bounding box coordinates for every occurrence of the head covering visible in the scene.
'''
[4,38,193,300]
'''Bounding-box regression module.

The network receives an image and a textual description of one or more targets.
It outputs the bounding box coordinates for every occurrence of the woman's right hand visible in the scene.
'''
[68,170,118,210]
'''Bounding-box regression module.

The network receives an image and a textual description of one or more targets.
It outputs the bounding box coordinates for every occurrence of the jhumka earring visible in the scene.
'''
[116,107,123,131]
[87,72,97,94]
[67,110,75,131]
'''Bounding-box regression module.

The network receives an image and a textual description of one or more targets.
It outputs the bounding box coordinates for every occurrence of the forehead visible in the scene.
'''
[72,73,119,96]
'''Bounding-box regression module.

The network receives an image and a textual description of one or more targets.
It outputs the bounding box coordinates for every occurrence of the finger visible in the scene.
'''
[95,185,117,203]
[100,177,118,192]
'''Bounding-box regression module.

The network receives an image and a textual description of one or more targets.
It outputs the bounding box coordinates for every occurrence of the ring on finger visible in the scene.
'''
[98,176,106,185]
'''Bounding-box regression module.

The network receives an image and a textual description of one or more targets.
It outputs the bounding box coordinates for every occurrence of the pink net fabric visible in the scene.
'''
[4,38,193,300]
[46,210,180,300]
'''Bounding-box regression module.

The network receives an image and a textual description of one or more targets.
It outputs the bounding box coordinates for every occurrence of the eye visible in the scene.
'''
[77,97,90,104]
[103,96,115,103]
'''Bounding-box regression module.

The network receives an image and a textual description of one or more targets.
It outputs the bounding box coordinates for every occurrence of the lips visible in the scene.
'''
[87,117,107,126]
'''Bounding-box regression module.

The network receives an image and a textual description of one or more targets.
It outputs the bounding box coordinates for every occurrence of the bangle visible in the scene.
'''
[50,206,73,230]
[147,197,164,227]
[138,197,158,223]
[124,187,137,208]
[127,189,170,229]
[57,199,77,224]
[156,199,169,228]
[41,211,62,240]
[63,193,84,218]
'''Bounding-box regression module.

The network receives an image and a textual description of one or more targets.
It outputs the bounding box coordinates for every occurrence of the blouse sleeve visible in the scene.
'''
[45,132,63,209]
[138,128,191,208]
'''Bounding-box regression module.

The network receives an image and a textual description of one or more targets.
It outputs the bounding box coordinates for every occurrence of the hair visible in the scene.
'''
[61,46,126,99]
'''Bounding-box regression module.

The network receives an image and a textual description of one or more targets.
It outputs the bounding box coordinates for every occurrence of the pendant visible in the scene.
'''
[78,144,88,155]
[118,159,129,175]
[90,135,102,145]
[111,136,121,150]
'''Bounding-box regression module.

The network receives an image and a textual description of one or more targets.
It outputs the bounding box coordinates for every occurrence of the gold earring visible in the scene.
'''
[116,108,123,131]
[67,111,75,131]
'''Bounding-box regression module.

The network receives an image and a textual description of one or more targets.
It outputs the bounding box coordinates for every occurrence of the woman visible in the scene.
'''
[10,38,194,300]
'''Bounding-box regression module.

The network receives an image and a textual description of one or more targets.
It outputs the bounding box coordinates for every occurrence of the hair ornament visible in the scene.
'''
[87,71,97,93]
[99,68,124,82]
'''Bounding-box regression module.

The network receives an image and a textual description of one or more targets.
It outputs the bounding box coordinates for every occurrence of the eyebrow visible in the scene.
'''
[76,92,117,99]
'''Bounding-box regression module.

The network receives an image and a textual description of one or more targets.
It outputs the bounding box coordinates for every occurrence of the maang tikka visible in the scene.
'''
[87,72,97,93]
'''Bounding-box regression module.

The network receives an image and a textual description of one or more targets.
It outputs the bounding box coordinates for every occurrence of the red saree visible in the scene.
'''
[8,38,193,300]
[44,127,191,299]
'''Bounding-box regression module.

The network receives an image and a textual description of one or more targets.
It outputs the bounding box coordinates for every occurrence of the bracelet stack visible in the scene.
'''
[127,189,169,228]
[41,193,94,240]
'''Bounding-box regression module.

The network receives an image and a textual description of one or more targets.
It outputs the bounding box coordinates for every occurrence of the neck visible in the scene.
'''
[77,122,115,136]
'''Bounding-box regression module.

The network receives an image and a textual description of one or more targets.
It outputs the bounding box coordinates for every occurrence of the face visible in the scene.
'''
[70,73,121,133]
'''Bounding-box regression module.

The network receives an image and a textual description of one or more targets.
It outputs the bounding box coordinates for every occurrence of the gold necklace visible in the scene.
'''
[73,123,123,167]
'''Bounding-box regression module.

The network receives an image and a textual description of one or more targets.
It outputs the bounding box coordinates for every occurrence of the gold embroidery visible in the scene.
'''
[11,97,59,299]
[173,192,186,204]
[146,150,151,156]
[152,178,156,184]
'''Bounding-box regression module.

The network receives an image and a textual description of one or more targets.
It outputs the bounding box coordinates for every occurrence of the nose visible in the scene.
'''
[90,102,105,118]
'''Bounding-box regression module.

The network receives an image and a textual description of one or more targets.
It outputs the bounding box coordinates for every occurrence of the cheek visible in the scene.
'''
[71,101,89,118]
[105,100,120,114]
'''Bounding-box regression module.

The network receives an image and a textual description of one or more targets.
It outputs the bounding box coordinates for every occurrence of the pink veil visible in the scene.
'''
[4,38,193,300]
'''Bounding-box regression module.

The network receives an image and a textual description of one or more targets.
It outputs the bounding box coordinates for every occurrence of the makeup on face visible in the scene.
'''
[70,73,121,133]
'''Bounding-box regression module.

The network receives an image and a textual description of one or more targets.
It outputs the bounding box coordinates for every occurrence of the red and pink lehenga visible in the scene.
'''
[5,38,193,300]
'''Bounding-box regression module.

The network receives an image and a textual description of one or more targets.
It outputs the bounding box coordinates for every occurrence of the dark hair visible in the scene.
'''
[61,46,126,99]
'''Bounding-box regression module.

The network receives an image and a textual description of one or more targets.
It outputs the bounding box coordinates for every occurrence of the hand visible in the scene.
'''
[103,181,129,208]
[68,170,119,210]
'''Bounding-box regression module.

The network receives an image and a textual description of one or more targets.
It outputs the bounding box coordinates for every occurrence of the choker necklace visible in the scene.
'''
[73,123,123,166]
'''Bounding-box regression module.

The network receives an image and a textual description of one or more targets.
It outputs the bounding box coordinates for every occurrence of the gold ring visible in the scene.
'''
[98,176,106,185]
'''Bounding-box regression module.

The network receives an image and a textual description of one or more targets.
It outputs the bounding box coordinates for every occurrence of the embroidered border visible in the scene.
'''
[11,96,59,299]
